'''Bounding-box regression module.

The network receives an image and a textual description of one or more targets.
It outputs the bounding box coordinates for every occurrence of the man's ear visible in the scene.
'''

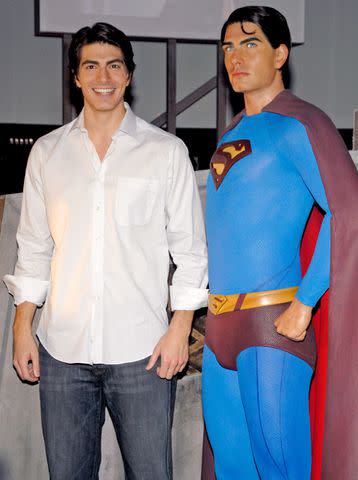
[275,44,289,70]
[74,73,81,89]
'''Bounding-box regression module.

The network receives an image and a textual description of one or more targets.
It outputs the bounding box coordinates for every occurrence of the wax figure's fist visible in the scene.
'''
[274,297,312,341]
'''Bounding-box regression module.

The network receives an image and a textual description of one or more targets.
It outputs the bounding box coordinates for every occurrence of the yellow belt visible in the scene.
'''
[208,286,298,315]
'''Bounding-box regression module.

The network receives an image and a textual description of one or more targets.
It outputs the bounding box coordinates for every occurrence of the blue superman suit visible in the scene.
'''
[202,111,331,479]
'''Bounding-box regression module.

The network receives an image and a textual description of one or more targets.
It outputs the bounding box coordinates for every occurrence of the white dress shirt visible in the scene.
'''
[4,104,208,364]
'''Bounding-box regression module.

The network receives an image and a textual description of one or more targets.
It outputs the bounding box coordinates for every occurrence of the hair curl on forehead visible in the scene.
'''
[68,22,136,79]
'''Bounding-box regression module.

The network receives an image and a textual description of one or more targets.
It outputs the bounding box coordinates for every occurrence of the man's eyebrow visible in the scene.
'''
[81,59,99,65]
[107,58,125,65]
[80,58,125,65]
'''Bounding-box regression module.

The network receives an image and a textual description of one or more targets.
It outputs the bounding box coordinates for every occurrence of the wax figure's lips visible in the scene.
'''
[231,71,249,77]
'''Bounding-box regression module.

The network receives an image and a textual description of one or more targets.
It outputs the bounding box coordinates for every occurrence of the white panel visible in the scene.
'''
[39,0,305,43]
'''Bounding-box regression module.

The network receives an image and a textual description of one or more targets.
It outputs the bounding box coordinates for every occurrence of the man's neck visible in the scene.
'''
[83,103,127,141]
[243,79,285,116]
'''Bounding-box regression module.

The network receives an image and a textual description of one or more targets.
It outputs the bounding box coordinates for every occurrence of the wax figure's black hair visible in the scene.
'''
[221,6,291,81]
[68,22,136,79]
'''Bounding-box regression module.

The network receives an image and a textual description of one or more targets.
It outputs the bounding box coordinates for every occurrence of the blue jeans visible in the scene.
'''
[39,343,176,480]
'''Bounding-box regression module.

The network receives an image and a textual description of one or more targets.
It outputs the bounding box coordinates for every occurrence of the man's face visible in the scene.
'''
[222,22,287,95]
[75,42,130,114]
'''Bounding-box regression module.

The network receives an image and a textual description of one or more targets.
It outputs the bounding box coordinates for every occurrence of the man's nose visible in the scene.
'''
[98,66,110,83]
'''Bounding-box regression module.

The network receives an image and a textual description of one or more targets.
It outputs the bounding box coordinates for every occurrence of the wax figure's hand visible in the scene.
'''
[146,310,193,379]
[13,301,39,382]
[274,297,313,341]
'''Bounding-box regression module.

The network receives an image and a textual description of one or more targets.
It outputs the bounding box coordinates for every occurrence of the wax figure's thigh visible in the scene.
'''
[237,346,313,480]
[103,356,176,480]
[39,343,105,480]
[201,345,259,480]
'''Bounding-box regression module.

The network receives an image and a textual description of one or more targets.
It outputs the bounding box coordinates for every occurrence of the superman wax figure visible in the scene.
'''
[201,7,358,480]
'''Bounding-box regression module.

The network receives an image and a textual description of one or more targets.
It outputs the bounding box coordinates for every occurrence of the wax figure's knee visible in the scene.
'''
[202,346,259,479]
[236,346,313,480]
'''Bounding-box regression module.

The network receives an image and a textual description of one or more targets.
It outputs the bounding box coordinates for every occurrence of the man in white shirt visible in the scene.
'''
[4,22,207,480]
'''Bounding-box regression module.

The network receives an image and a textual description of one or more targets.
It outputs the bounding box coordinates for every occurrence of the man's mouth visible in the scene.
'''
[92,87,116,94]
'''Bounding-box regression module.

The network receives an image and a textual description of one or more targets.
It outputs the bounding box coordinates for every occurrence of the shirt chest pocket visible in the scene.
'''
[114,177,159,226]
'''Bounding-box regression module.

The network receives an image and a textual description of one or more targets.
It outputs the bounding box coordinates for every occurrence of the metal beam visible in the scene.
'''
[216,42,227,141]
[63,34,75,124]
[166,39,177,134]
[0,196,4,235]
[152,77,217,127]
[353,110,358,150]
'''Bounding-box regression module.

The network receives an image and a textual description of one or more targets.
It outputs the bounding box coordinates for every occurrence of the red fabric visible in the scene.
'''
[300,207,329,480]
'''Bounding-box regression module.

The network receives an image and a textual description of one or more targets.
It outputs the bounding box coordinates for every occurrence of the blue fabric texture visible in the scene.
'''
[202,345,313,480]
[206,112,331,307]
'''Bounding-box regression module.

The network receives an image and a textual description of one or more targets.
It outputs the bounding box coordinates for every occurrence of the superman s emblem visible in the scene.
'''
[210,139,252,189]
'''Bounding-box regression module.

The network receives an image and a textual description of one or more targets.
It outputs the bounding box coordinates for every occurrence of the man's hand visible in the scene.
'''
[274,297,313,341]
[13,302,39,382]
[146,310,194,379]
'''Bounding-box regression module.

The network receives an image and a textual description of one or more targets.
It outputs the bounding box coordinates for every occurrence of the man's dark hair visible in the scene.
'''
[68,22,136,79]
[221,6,291,82]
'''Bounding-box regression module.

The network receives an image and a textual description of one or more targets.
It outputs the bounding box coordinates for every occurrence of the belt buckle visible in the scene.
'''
[210,294,228,315]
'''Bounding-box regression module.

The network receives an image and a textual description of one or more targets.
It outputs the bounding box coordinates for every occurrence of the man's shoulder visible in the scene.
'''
[33,120,76,152]
[135,115,187,151]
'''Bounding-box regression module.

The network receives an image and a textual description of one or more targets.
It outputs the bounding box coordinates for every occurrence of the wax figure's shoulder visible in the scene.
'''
[263,90,341,141]
[224,91,338,139]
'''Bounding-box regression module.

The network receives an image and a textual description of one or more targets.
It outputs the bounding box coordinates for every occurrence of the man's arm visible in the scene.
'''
[147,139,208,378]
[3,142,52,377]
[146,310,193,379]
[13,301,39,382]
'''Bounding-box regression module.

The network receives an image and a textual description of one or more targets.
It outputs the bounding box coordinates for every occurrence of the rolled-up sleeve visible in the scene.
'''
[165,140,208,310]
[3,142,53,305]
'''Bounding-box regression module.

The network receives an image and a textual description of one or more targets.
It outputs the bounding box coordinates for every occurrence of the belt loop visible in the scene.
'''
[235,294,245,310]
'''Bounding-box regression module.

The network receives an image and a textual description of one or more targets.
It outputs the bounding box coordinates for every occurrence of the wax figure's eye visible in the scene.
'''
[246,41,257,48]
[85,64,96,70]
[223,45,234,53]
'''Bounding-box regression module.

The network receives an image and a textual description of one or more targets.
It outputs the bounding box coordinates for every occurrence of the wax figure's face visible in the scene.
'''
[222,22,287,95]
[75,42,130,114]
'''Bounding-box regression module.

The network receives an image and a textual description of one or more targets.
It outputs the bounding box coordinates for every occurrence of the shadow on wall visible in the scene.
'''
[0,456,10,480]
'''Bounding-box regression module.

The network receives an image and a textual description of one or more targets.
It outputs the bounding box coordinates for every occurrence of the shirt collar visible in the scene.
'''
[68,102,138,140]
